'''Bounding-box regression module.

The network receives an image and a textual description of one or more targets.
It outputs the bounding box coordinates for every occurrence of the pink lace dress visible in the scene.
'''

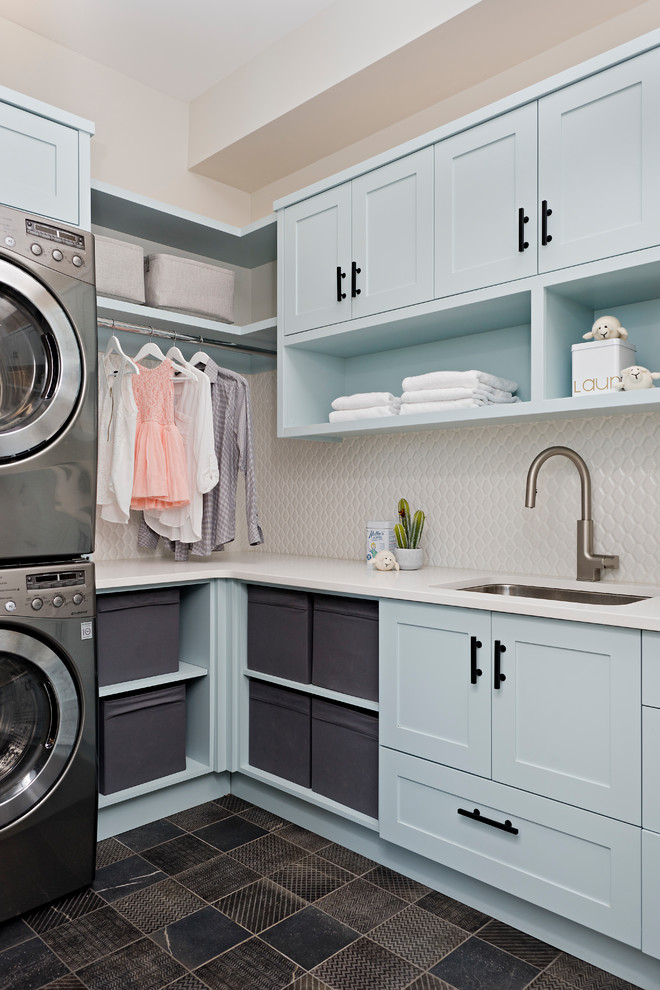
[130,359,190,510]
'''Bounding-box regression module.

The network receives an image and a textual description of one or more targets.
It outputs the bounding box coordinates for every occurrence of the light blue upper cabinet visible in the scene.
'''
[538,47,660,272]
[282,183,352,335]
[282,148,434,335]
[0,101,81,225]
[434,103,538,296]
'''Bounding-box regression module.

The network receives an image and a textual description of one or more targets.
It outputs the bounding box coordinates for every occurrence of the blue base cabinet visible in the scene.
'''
[379,600,643,947]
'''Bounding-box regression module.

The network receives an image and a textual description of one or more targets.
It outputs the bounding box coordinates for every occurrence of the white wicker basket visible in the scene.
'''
[94,235,145,304]
[144,253,235,323]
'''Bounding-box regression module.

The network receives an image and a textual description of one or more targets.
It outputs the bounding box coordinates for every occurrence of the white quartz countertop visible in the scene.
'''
[94,552,660,632]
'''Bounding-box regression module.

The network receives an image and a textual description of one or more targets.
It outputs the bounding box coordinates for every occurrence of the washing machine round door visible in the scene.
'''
[0,629,81,827]
[0,259,82,462]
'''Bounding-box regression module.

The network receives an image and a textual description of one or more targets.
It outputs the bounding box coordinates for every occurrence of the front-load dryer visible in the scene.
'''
[0,205,96,563]
[0,560,96,922]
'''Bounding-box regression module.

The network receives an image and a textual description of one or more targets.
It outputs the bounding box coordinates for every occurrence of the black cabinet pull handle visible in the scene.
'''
[470,636,482,684]
[336,266,347,301]
[541,200,553,246]
[518,207,529,252]
[351,261,362,297]
[458,807,519,835]
[494,641,506,689]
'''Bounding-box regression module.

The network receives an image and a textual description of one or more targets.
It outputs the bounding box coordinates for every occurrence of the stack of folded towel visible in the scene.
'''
[329,392,401,422]
[400,370,519,414]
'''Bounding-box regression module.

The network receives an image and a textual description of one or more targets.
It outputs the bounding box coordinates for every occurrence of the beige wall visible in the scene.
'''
[0,17,251,226]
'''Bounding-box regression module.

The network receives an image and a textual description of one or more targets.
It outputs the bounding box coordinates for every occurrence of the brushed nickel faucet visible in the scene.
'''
[524,446,619,582]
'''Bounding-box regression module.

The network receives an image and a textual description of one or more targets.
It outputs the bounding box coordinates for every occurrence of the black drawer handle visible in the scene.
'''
[541,199,553,245]
[494,641,506,689]
[470,636,482,685]
[458,807,519,835]
[336,266,347,301]
[351,260,362,297]
[518,207,529,252]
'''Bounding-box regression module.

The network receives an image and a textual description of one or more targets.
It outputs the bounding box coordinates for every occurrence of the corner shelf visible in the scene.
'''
[99,660,208,699]
[244,668,379,713]
[98,757,212,808]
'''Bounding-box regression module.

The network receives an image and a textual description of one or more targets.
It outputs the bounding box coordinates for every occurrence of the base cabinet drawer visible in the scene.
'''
[379,747,641,947]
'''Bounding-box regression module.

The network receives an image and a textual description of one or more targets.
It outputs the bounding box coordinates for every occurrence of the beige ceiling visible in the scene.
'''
[0,0,655,193]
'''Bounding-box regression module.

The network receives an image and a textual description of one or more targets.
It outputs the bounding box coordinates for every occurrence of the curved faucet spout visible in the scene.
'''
[524,445,618,582]
[524,446,591,520]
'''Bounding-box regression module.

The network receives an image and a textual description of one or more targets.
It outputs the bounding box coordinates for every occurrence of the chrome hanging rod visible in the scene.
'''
[97,316,276,357]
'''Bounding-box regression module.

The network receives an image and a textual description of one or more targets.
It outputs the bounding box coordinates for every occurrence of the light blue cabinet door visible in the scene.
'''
[538,47,660,272]
[351,148,434,319]
[282,184,352,335]
[379,601,491,776]
[491,614,641,823]
[642,829,660,959]
[434,104,537,297]
[0,102,79,224]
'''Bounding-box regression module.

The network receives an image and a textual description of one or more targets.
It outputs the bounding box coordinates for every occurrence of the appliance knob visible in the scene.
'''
[4,236,15,247]
[52,595,64,608]
[52,249,63,262]
[31,597,44,610]
[4,600,16,612]
[72,255,83,268]
[72,593,84,605]
[30,243,43,256]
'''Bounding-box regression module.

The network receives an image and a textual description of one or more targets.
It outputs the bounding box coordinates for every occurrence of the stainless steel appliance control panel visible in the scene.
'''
[0,562,95,618]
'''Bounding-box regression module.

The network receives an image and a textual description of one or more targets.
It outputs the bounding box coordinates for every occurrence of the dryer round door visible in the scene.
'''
[0,258,83,462]
[0,628,81,828]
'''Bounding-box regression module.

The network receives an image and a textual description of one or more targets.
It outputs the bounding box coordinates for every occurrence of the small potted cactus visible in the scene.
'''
[394,498,426,570]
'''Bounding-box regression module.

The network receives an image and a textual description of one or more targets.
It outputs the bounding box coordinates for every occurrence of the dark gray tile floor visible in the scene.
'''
[0,794,645,990]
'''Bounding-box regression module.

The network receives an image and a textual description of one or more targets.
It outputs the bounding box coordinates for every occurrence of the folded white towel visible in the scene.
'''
[331,392,401,410]
[400,397,521,414]
[402,370,518,393]
[401,386,513,404]
[329,405,400,422]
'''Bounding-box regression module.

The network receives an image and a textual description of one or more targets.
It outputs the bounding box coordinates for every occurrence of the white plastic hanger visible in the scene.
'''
[105,334,139,374]
[166,344,197,381]
[190,349,209,368]
[133,339,167,364]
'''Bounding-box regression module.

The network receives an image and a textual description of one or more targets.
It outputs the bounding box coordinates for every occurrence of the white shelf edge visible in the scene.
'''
[99,661,208,698]
[244,669,379,712]
[97,758,212,808]
[239,763,379,831]
[97,296,276,345]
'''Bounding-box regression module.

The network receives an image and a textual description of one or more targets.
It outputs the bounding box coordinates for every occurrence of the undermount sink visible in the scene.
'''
[454,583,648,606]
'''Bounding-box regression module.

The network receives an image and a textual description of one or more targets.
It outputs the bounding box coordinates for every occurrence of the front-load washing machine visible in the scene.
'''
[0,205,96,563]
[0,560,96,923]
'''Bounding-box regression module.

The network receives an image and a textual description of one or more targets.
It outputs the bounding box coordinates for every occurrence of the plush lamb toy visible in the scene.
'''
[583,315,628,341]
[373,550,400,571]
[613,366,660,390]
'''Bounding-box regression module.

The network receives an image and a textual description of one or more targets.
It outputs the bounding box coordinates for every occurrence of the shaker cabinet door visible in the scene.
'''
[491,613,641,823]
[538,47,660,272]
[435,103,537,296]
[0,102,80,224]
[379,601,491,777]
[351,148,434,319]
[282,184,352,335]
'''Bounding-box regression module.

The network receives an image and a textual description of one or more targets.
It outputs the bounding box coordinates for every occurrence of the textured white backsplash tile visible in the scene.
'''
[95,369,660,585]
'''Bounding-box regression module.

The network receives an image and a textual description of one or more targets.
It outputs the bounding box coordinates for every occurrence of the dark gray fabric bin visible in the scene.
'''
[247,585,312,683]
[311,698,378,818]
[97,588,180,686]
[249,680,311,787]
[312,595,379,701]
[99,682,186,795]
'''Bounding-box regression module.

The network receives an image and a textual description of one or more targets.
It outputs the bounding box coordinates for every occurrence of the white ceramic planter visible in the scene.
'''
[395,547,424,570]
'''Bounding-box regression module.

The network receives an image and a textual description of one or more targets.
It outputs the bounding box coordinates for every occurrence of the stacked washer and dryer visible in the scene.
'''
[0,204,98,921]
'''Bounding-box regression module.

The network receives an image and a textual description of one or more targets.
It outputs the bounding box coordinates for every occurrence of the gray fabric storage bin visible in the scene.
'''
[97,588,180,687]
[144,253,235,323]
[247,585,312,683]
[311,698,378,818]
[312,595,379,701]
[94,234,145,303]
[249,680,311,786]
[99,683,186,794]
